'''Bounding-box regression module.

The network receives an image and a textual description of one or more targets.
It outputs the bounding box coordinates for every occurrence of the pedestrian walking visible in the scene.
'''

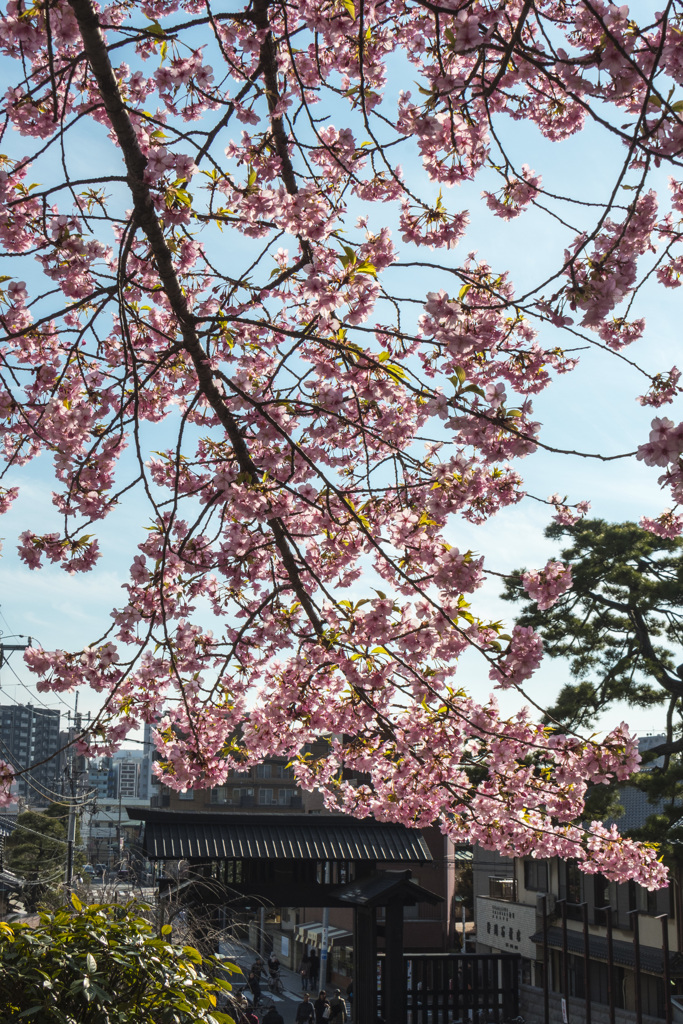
[314,989,331,1023]
[308,948,320,989]
[246,968,261,1007]
[295,992,316,1023]
[298,952,311,991]
[328,989,347,1023]
[250,958,266,979]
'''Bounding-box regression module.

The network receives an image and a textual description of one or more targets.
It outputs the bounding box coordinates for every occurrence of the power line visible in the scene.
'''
[0,738,95,808]
[0,608,73,712]
[3,657,71,712]
[0,637,72,712]
[0,817,70,846]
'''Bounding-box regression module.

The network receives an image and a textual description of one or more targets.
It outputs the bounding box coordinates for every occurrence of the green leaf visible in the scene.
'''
[182,945,203,964]
[71,893,83,912]
[342,0,355,16]
[86,953,96,973]
[161,924,173,936]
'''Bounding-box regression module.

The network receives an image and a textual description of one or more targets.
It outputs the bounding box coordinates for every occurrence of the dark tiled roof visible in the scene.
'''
[530,927,683,977]
[129,810,432,862]
[334,869,443,906]
[611,786,667,833]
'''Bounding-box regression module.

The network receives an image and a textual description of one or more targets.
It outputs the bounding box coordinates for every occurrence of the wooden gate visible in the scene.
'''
[377,951,521,1024]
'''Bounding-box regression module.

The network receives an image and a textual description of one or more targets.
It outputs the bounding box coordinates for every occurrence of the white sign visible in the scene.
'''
[281,936,289,957]
[562,997,568,1023]
[476,898,537,960]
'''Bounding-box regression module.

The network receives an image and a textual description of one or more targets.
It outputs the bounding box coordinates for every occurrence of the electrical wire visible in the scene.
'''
[0,817,70,846]
[0,615,72,711]
[2,656,72,712]
[0,738,96,807]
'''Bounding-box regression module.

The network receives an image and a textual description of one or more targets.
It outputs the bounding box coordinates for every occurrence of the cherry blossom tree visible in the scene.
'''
[1,0,683,887]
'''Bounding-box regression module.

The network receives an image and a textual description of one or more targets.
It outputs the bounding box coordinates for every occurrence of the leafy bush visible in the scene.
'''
[0,895,239,1023]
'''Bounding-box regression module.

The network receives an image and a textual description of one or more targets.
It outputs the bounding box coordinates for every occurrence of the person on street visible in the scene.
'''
[250,958,265,979]
[328,989,347,1023]
[298,952,311,991]
[295,992,315,1023]
[262,1005,285,1024]
[268,951,281,977]
[308,948,320,989]
[246,968,261,1007]
[314,989,331,1023]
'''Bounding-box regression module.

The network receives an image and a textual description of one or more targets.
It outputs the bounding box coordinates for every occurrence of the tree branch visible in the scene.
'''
[66,0,324,637]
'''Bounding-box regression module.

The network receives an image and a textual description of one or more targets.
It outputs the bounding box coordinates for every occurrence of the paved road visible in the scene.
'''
[218,942,347,1024]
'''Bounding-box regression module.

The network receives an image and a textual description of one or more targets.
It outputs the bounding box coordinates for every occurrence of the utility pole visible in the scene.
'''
[65,694,85,888]
[0,636,31,669]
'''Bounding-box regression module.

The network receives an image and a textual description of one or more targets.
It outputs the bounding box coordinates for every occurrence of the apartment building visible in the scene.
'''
[0,704,61,804]
[475,847,678,1022]
[155,758,308,812]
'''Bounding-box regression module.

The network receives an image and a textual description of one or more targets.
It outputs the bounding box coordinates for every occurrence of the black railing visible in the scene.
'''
[540,897,673,1024]
[377,952,520,1024]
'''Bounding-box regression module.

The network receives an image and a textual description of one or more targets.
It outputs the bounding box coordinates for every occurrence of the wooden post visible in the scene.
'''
[558,899,569,1015]
[541,894,550,1024]
[581,902,592,1024]
[657,914,672,1024]
[354,906,376,1024]
[384,900,406,1024]
[629,910,642,1024]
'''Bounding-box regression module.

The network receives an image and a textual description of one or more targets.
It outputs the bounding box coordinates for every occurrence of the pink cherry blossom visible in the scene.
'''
[0,0,681,888]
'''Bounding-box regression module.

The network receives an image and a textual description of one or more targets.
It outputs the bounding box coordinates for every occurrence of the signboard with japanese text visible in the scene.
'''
[476,898,537,960]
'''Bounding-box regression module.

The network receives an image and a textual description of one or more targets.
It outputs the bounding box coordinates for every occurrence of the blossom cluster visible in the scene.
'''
[521,561,574,612]
[0,0,681,886]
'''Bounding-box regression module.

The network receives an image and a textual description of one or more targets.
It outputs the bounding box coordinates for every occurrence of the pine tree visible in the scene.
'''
[502,519,683,850]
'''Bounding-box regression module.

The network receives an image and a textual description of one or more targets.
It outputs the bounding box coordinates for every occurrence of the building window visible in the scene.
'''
[178,790,194,800]
[559,859,583,920]
[630,880,658,917]
[278,789,296,806]
[524,859,548,893]
[258,788,274,805]
[592,874,612,925]
[488,877,517,901]
[256,764,272,779]
[210,786,230,804]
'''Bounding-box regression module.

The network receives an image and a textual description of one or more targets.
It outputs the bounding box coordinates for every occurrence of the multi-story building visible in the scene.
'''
[139,723,154,801]
[85,796,151,871]
[117,760,140,799]
[154,758,307,812]
[475,737,679,1024]
[87,756,117,800]
[0,704,61,804]
[475,846,677,1023]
